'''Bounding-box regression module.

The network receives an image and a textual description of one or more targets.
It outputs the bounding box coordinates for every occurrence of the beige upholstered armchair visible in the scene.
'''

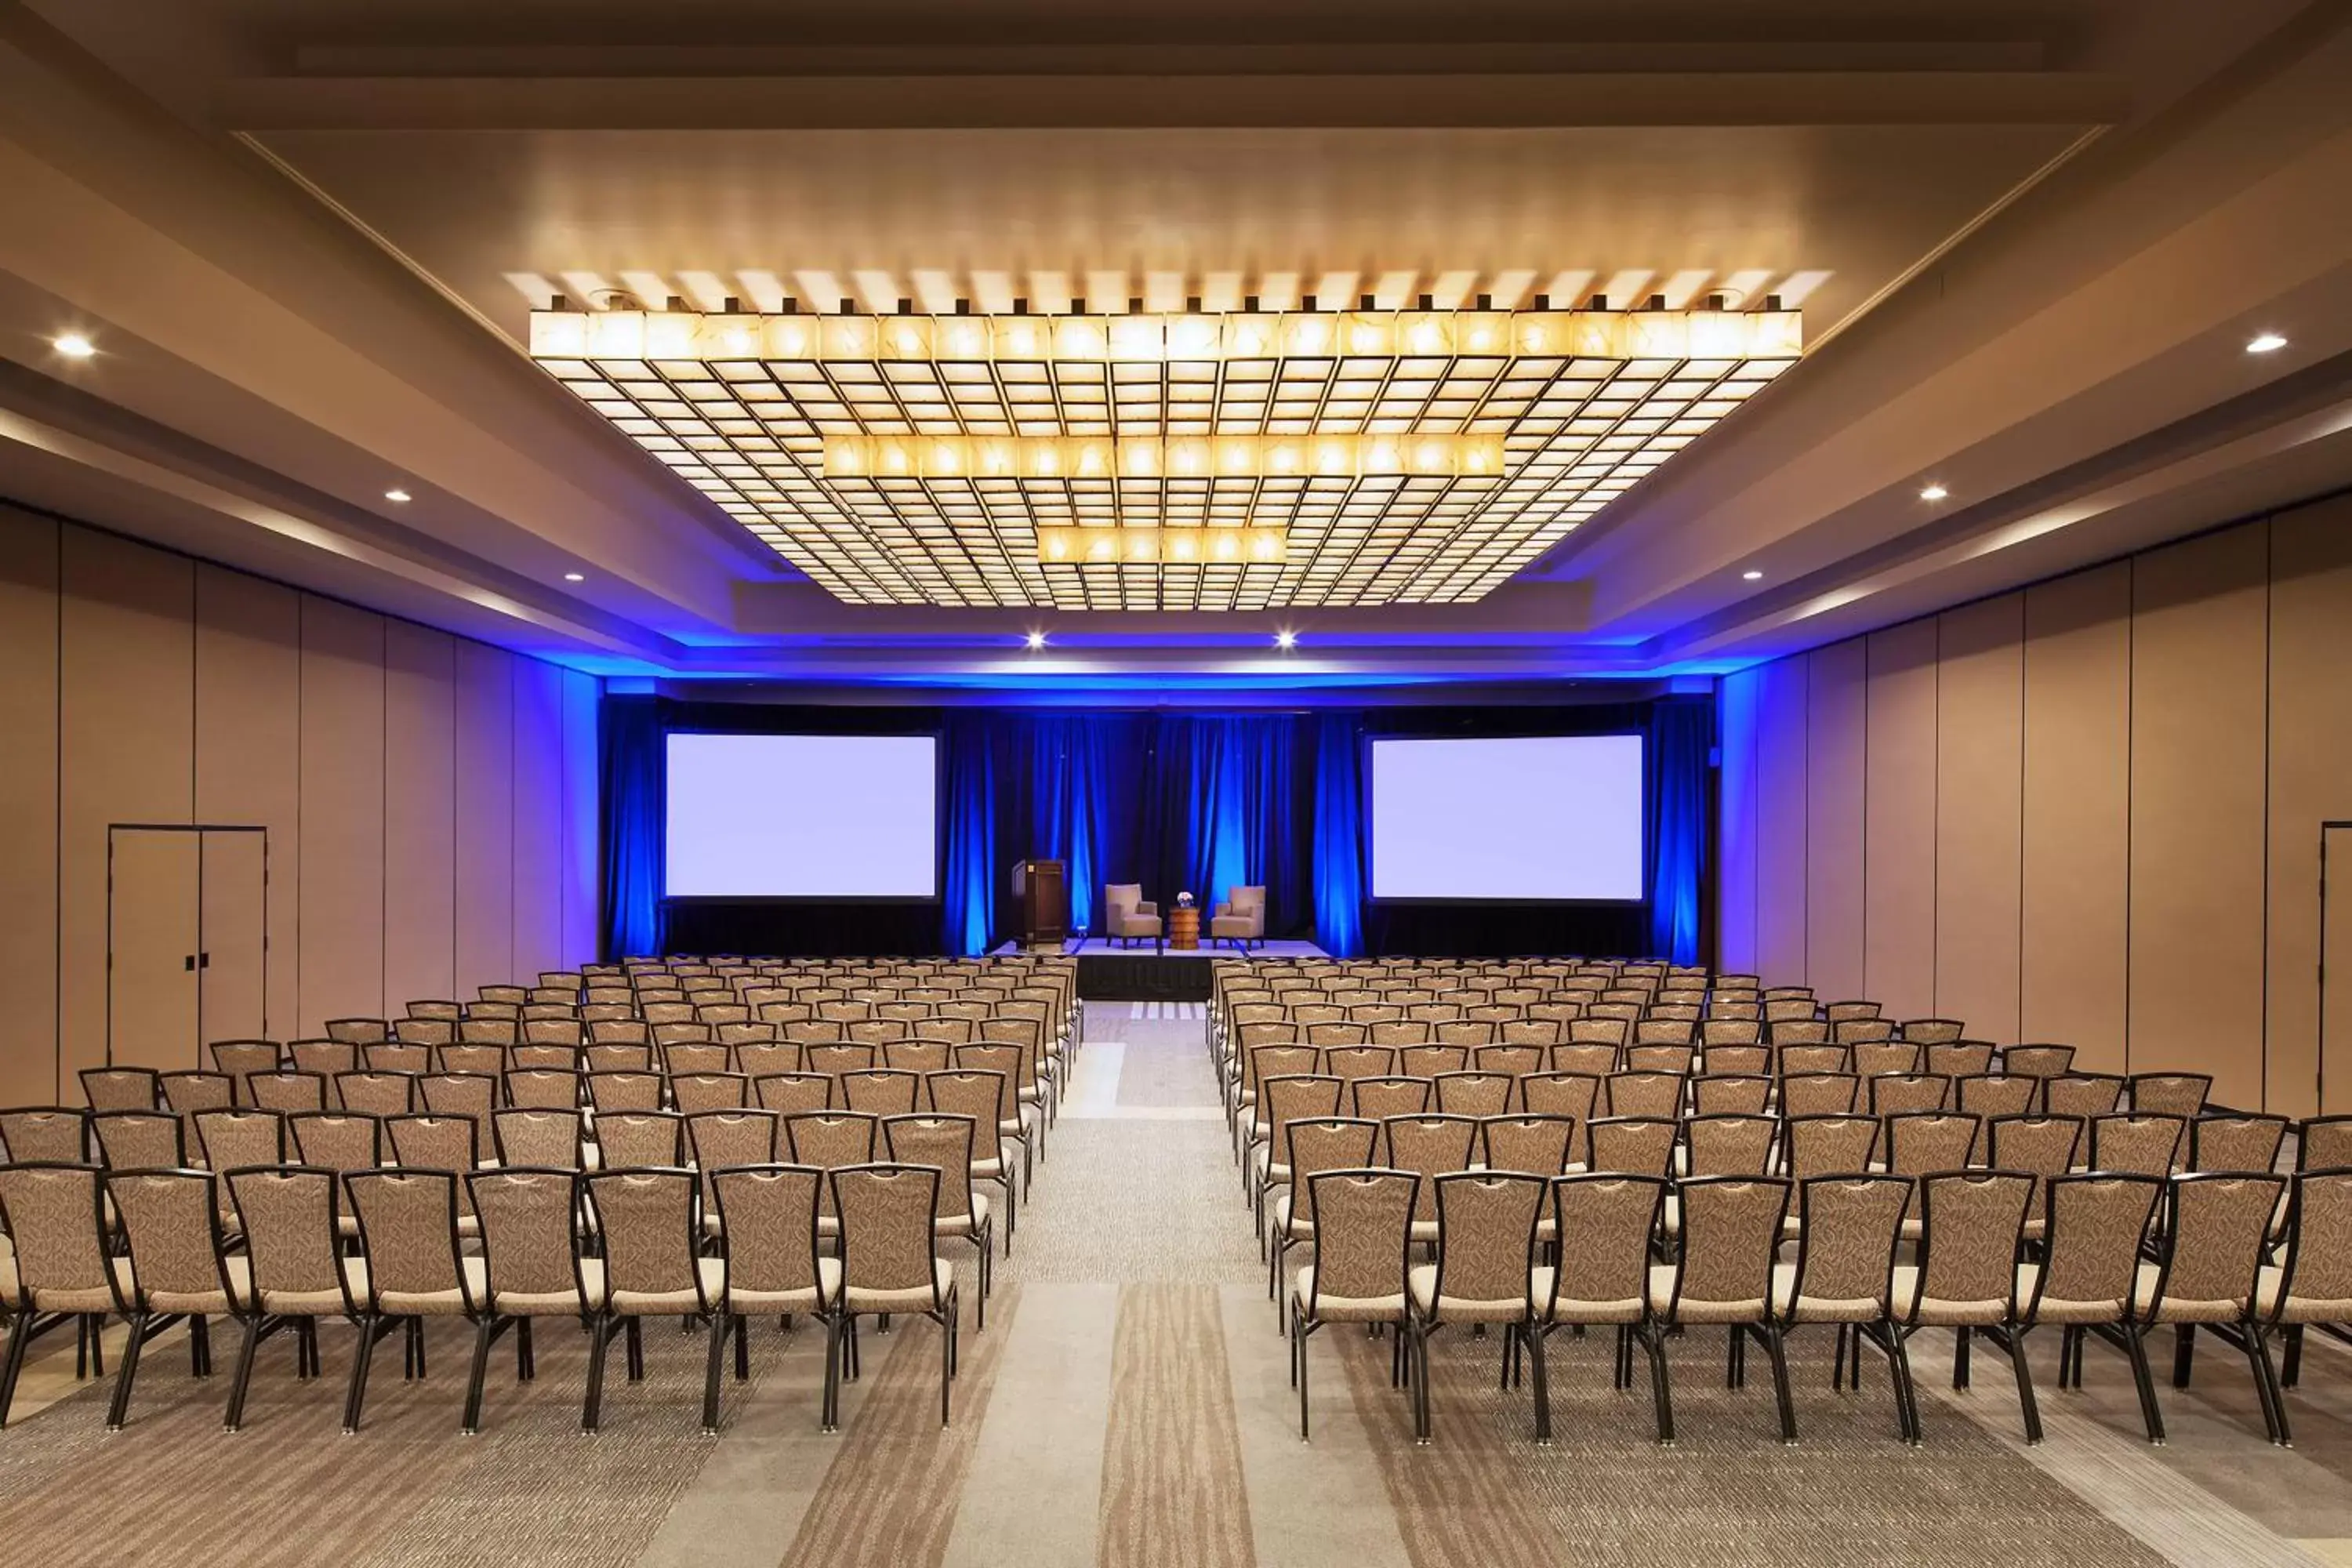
[1210,886,1267,950]
[1103,884,1163,949]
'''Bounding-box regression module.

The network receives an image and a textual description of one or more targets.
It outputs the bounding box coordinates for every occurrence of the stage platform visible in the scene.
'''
[989,937,1328,1003]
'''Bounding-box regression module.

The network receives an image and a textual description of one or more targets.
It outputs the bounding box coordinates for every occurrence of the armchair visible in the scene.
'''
[1210,886,1267,951]
[1104,884,1163,950]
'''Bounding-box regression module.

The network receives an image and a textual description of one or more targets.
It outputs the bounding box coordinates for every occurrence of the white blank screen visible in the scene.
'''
[665,733,938,898]
[1369,735,1644,901]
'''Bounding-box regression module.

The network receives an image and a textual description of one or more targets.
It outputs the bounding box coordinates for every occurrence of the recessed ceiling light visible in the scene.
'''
[563,572,585,583]
[2246,332,2288,354]
[53,333,94,359]
[1025,630,1047,649]
[1275,630,1297,649]
[1742,570,1764,581]
[384,488,412,503]
[1918,483,1948,502]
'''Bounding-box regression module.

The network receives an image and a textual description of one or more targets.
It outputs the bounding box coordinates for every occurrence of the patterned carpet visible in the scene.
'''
[2,1004,2348,1566]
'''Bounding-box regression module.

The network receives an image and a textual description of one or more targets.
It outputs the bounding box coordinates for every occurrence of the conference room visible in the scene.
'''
[2,2,2351,1564]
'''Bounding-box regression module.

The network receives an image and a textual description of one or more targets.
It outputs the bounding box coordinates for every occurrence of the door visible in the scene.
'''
[201,829,268,1043]
[108,829,201,1072]
[2326,825,2352,1113]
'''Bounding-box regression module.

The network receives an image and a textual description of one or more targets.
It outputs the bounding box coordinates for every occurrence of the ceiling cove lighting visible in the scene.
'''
[2246,332,2288,354]
[563,572,586,582]
[53,333,96,359]
[527,301,1803,611]
[384,488,412,503]
[1741,569,1764,581]
[1918,483,1949,502]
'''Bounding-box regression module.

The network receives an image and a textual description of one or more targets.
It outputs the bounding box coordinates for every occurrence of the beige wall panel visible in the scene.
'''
[2267,495,2352,1115]
[383,621,457,1011]
[453,641,514,997]
[0,507,60,1103]
[1934,595,2026,1043]
[510,656,565,980]
[59,530,194,1083]
[2020,564,2133,1071]
[193,565,301,1040]
[296,596,387,1034]
[2128,525,2269,1105]
[561,670,602,967]
[1863,621,1939,1020]
[1805,639,1867,1003]
[1715,666,1762,975]
[1753,655,1810,986]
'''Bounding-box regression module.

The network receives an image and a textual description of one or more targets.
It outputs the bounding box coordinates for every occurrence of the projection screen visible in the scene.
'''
[1367,734,1645,902]
[664,732,940,899]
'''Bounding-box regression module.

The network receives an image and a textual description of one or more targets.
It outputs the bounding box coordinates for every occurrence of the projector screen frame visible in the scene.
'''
[660,728,947,906]
[1362,729,1648,907]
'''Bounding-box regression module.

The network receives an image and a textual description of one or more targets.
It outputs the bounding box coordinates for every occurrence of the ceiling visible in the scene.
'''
[0,0,2346,692]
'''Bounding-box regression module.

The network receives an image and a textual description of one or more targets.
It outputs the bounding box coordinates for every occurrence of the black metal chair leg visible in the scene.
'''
[734,1314,751,1381]
[583,1316,614,1432]
[2006,1327,2045,1444]
[625,1317,644,1383]
[1646,1325,1676,1445]
[1953,1325,1972,1392]
[107,1312,150,1430]
[701,1312,728,1435]
[2172,1323,2196,1388]
[462,1317,496,1435]
[1526,1323,1552,1444]
[0,1309,35,1430]
[1295,1318,1311,1440]
[1763,1323,1798,1444]
[2122,1326,2167,1443]
[344,1315,381,1434]
[223,1316,263,1432]
[820,1314,843,1432]
[2283,1323,2304,1388]
[191,1316,212,1377]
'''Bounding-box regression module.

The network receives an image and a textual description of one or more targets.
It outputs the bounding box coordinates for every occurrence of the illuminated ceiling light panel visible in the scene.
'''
[528,303,1801,609]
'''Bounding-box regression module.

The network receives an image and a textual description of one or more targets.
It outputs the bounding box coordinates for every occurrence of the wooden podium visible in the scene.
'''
[1010,859,1069,948]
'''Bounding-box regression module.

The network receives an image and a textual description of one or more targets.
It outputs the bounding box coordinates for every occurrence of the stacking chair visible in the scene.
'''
[2190,1114,2288,1174]
[79,1067,160,1112]
[707,1165,836,1432]
[92,1110,186,1171]
[2130,1073,2213,1120]
[1404,1172,1545,1443]
[2016,1174,2165,1437]
[581,1169,718,1432]
[0,1163,114,1428]
[1586,1117,1679,1178]
[756,1072,836,1117]
[192,1109,285,1225]
[222,1167,368,1431]
[2002,1044,2078,1080]
[1654,1176,1796,1443]
[287,1040,359,1083]
[2264,1169,2352,1420]
[103,1167,237,1428]
[1780,1073,1862,1118]
[249,1071,327,1115]
[785,1113,880,1240]
[345,1168,480,1430]
[210,1040,282,1103]
[493,1109,585,1171]
[1268,1119,1381,1322]
[597,1111,684,1171]
[589,1070,665,1115]
[1288,1168,1417,1439]
[1526,1174,1671,1443]
[2150,1171,2290,1444]
[1773,1175,1914,1441]
[830,1165,960,1428]
[1991,1116,2085,1240]
[1892,1171,2036,1437]
[464,1168,593,1432]
[1382,1116,1481,1244]
[2045,1073,2125,1120]
[883,1115,995,1324]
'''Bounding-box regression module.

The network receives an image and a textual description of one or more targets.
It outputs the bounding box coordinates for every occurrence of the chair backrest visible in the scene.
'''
[93,1110,186,1170]
[2043,1073,2125,1120]
[1852,1041,1922,1079]
[1869,1073,1951,1117]
[1702,1018,1765,1047]
[1900,1017,1964,1044]
[2303,1116,2352,1172]
[107,1167,227,1308]
[1665,1177,1788,1319]
[1784,1174,1908,1317]
[161,1071,234,1124]
[289,1111,383,1174]
[1907,1171,2031,1323]
[2148,1172,2283,1319]
[711,1164,825,1302]
[209,1039,282,1097]
[504,1068,580,1111]
[335,1071,415,1119]
[1700,1044,1771,1077]
[757,1072,838,1116]
[1301,1169,1415,1316]
[80,1066,160,1112]
[1690,1074,1772,1117]
[249,1071,326,1114]
[1624,1043,1693,1076]
[0,1163,112,1312]
[228,1166,355,1316]
[470,1168,584,1311]
[2129,1073,2212,1119]
[387,1115,478,1186]
[2002,1044,2076,1079]
[1884,1112,1979,1181]
[1425,1172,1544,1313]
[1779,1072,1860,1118]
[1783,1114,1879,1181]
[2190,1114,2288,1174]
[194,1108,285,1173]
[2029,1174,2162,1322]
[672,1071,752,1115]
[1400,1044,1473,1077]
[689,1112,780,1203]
[1605,1071,1682,1120]
[1988,1115,2085,1229]
[418,1072,497,1125]
[328,1016,394,1043]
[1380,1115,1481,1221]
[588,1169,711,1314]
[365,1042,432,1076]
[1479,1115,1577,1178]
[2275,1170,2352,1316]
[1955,1076,2036,1153]
[833,1163,946,1306]
[493,1108,583,1169]
[588,1069,666,1113]
[1776,1044,1849,1077]
[348,1169,471,1312]
[1682,1114,1777,1178]
[1350,1076,1432,1120]
[784,1112,880,1214]
[437,1043,509,1076]
[1543,1174,1664,1318]
[666,1042,733,1076]
[285,1040,358,1080]
[597,1111,684,1170]
[1432,1071,1512,1117]
[1585,1116,1679,1177]
[1923,1042,1995,1079]
[1517,1071,1599,1125]
[842,1069,920,1118]
[883,1114,982,1229]
[394,1017,457,1047]
[2089,1113,2187,1178]
[1261,1075,1345,1142]
[457,1018,520,1047]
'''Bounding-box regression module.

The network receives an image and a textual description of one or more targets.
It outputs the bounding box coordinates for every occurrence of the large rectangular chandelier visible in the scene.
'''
[529,303,1800,609]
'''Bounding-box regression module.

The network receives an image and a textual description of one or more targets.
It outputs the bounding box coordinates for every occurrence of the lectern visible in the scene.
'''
[1010,859,1069,948]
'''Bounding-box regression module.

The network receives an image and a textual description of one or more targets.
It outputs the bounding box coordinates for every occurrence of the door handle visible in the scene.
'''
[198,952,211,970]
[184,955,197,972]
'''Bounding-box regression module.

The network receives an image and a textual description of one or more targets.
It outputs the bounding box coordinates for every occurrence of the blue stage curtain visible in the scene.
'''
[597,695,667,961]
[1645,696,1711,964]
[941,713,999,956]
[1311,713,1367,956]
